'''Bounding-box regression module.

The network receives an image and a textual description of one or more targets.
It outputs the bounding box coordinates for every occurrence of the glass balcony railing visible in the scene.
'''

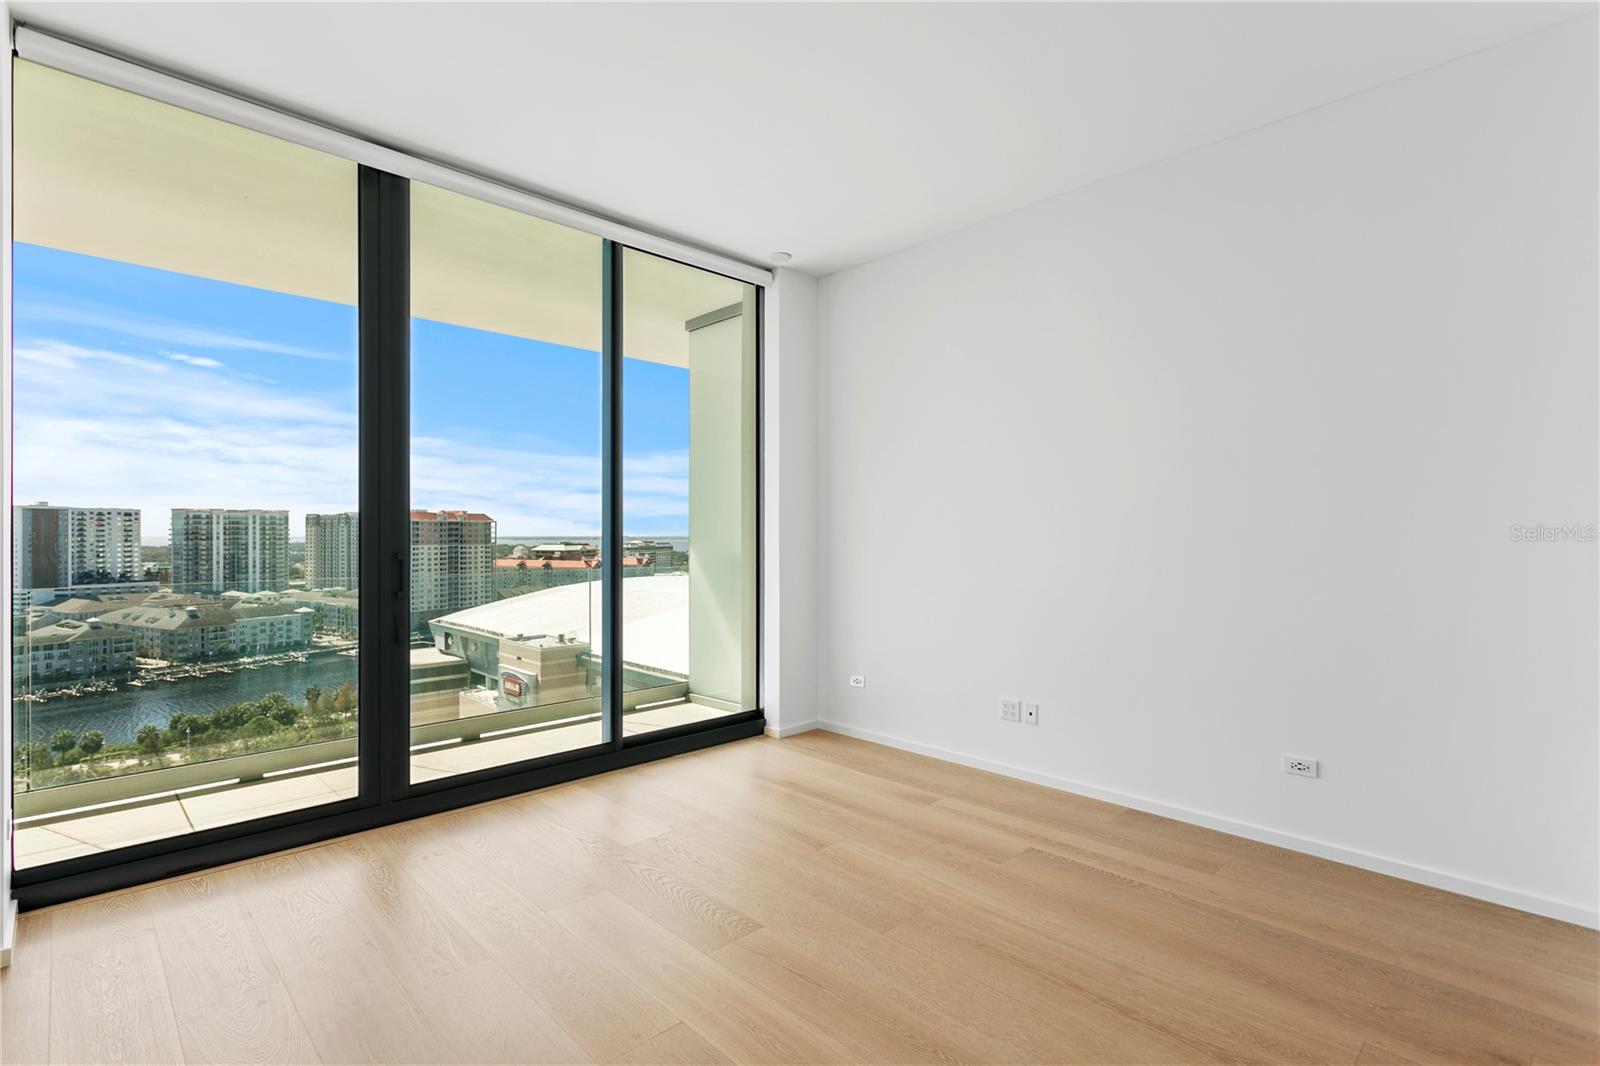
[10,566,725,868]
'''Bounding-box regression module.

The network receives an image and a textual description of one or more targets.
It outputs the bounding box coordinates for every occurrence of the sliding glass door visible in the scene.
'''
[8,59,763,904]
[408,183,606,782]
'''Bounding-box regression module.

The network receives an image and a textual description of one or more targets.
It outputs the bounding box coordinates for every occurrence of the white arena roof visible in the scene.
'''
[431,573,688,678]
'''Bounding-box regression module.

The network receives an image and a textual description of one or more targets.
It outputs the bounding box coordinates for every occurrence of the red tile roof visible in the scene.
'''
[410,510,494,523]
[497,558,592,570]
[494,556,650,570]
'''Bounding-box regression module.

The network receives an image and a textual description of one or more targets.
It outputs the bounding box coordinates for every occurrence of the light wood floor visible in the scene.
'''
[2,731,1596,1065]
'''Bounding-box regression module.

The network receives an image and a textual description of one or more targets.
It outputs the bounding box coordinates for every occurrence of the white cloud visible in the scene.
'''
[17,339,164,372]
[409,437,692,534]
[163,351,225,369]
[14,338,358,537]
[14,338,690,539]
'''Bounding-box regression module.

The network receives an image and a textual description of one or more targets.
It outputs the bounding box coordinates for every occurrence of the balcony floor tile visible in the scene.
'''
[181,773,342,832]
[38,798,193,851]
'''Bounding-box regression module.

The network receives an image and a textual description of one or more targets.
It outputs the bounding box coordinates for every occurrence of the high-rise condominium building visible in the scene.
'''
[411,509,496,628]
[305,511,360,590]
[170,508,290,594]
[12,503,148,608]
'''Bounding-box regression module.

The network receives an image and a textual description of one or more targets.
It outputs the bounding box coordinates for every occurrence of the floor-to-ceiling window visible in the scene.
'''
[7,55,764,902]
[10,59,361,866]
[621,250,758,739]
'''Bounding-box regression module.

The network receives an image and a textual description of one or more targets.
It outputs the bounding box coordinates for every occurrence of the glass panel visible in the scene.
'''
[409,183,605,782]
[10,61,359,867]
[620,250,757,738]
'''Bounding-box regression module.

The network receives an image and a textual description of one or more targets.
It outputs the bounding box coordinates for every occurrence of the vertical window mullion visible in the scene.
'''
[601,240,624,749]
[358,165,412,803]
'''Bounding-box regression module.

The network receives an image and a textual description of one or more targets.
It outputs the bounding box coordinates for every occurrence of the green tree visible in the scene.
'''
[304,695,333,728]
[244,716,278,737]
[136,724,164,754]
[19,742,53,771]
[260,692,300,727]
[49,729,79,757]
[78,730,105,756]
[331,682,357,718]
[210,701,254,733]
[165,712,210,745]
[304,685,322,713]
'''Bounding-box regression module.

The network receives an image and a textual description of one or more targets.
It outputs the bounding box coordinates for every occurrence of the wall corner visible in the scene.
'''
[761,268,820,737]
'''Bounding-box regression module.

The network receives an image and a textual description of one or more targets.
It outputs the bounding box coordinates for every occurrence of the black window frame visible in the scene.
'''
[9,162,764,910]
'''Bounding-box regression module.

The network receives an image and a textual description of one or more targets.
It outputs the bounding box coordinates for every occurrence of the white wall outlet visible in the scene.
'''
[849,675,866,688]
[1283,755,1318,778]
[1000,698,1022,722]
[1022,701,1039,725]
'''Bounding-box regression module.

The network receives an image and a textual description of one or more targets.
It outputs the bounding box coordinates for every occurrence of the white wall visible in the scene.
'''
[816,16,1599,926]
[763,268,821,736]
[687,294,759,709]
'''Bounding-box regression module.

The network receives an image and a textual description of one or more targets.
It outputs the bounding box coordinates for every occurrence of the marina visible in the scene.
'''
[12,647,359,745]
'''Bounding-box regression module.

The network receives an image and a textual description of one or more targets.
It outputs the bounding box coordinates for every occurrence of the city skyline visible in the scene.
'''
[13,500,689,548]
[13,242,696,539]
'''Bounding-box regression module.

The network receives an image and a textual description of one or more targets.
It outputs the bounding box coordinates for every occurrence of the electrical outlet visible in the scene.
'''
[1282,755,1318,778]
[1000,698,1022,722]
[849,675,866,689]
[1022,701,1039,725]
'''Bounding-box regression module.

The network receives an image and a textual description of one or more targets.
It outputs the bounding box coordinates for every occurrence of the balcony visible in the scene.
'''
[10,567,737,867]
[13,676,726,868]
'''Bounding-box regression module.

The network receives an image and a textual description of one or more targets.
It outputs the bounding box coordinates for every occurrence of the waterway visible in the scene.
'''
[13,653,359,746]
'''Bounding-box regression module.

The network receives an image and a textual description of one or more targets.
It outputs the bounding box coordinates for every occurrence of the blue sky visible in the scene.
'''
[12,243,690,540]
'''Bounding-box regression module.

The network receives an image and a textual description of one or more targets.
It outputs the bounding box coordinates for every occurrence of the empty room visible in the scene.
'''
[0,3,1596,1064]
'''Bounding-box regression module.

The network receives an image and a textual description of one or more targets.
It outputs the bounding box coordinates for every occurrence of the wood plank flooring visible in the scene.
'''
[3,731,1596,1065]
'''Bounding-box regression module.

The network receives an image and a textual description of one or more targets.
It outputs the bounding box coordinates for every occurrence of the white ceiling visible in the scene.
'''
[10,2,1593,276]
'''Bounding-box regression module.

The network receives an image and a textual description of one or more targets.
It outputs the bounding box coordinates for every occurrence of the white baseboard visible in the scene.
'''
[816,720,1599,930]
[1,898,16,969]
[765,719,820,739]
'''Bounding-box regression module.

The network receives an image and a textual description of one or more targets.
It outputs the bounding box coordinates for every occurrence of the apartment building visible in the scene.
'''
[304,511,359,590]
[528,541,597,562]
[169,508,290,594]
[223,588,359,638]
[410,509,496,629]
[11,618,139,684]
[97,601,313,660]
[11,502,151,610]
